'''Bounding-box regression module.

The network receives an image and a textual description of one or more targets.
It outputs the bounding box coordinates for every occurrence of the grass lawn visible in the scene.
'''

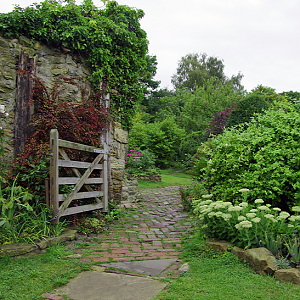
[154,231,300,300]
[138,169,193,189]
[0,244,91,300]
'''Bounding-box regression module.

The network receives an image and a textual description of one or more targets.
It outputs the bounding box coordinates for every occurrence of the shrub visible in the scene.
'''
[179,181,207,212]
[125,149,158,175]
[200,106,300,210]
[226,94,269,128]
[206,107,234,136]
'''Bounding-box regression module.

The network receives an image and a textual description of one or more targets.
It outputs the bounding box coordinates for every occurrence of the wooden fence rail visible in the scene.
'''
[49,129,108,224]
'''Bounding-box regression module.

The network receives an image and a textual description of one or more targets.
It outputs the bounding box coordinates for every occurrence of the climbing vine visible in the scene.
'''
[0,0,149,127]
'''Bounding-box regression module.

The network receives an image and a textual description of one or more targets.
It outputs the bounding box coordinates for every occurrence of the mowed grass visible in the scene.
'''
[0,244,91,300]
[153,231,300,300]
[138,169,193,189]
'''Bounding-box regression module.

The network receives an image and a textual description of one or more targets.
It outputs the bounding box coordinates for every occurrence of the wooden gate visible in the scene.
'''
[49,129,109,224]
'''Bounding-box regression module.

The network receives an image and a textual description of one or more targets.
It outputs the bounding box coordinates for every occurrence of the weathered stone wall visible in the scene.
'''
[0,35,128,202]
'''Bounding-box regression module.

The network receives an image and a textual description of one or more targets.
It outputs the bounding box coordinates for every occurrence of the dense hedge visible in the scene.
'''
[200,105,300,210]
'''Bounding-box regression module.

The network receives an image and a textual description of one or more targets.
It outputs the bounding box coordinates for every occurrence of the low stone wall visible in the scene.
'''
[135,174,162,182]
[121,176,144,205]
[207,238,300,285]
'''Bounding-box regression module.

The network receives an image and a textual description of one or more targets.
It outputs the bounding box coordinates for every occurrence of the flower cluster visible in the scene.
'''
[193,192,300,251]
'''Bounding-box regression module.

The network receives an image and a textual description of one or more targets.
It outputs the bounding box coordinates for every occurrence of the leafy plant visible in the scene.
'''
[275,257,291,269]
[285,236,300,265]
[76,217,105,235]
[200,105,300,210]
[125,149,158,175]
[193,192,300,251]
[0,0,149,127]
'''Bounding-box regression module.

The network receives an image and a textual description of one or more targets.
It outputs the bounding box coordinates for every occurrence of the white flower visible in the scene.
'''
[238,216,246,221]
[223,202,233,208]
[292,206,300,212]
[273,207,281,212]
[288,224,295,228]
[255,199,264,204]
[252,217,261,223]
[202,194,213,199]
[266,204,271,208]
[264,214,275,219]
[250,209,258,213]
[5,112,8,117]
[222,213,232,220]
[270,218,278,223]
[208,212,216,218]
[238,220,253,228]
[239,188,250,193]
[246,213,256,219]
[240,202,248,208]
[279,211,290,218]
[228,206,243,212]
[235,223,243,230]
[0,105,5,113]
[289,215,300,222]
[258,205,270,211]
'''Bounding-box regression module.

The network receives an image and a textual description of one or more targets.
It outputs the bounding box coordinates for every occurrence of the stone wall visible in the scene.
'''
[0,35,128,203]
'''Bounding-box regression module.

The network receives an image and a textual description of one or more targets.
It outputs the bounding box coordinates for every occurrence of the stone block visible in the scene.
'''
[244,247,277,275]
[206,239,234,253]
[231,246,246,261]
[275,268,300,285]
[0,243,37,257]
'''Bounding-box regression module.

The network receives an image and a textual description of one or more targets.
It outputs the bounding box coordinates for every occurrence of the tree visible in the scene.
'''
[171,53,243,91]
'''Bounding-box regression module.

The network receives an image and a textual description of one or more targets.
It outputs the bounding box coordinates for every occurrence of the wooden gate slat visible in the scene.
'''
[58,159,103,169]
[61,203,104,217]
[58,139,107,153]
[58,177,103,185]
[58,190,103,201]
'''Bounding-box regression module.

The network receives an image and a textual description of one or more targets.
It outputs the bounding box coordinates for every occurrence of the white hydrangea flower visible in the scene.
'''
[264,214,275,219]
[255,199,264,204]
[279,211,290,218]
[239,220,253,228]
[228,206,243,212]
[258,206,270,211]
[252,217,261,223]
[222,213,232,220]
[292,206,300,212]
[208,212,216,218]
[238,216,246,221]
[215,211,223,217]
[239,188,250,193]
[246,213,256,219]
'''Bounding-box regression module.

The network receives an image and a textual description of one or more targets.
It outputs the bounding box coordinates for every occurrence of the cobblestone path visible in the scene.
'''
[74,186,196,263]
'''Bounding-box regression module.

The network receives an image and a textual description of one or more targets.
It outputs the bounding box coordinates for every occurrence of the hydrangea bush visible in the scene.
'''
[193,190,300,254]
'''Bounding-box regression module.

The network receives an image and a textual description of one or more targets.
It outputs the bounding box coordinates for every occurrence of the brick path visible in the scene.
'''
[74,186,196,263]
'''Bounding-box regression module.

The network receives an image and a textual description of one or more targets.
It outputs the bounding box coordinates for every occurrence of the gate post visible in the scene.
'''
[50,129,59,224]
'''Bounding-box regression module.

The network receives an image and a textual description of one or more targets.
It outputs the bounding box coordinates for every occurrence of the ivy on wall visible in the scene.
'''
[0,0,149,127]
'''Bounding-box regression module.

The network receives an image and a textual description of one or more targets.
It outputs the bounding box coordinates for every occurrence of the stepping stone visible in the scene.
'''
[101,258,177,276]
[53,271,167,300]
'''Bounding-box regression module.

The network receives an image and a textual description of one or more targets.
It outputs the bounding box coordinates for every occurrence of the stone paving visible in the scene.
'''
[73,186,196,264]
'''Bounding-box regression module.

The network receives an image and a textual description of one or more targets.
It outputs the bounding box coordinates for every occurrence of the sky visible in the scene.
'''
[1,0,300,92]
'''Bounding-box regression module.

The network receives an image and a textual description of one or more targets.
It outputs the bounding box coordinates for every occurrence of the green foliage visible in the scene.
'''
[179,181,207,212]
[125,149,157,175]
[285,236,300,265]
[0,0,149,127]
[199,106,300,209]
[76,217,105,234]
[129,117,185,168]
[171,52,243,92]
[275,257,291,269]
[226,94,269,128]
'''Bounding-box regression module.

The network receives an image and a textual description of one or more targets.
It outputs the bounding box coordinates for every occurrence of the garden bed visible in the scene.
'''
[207,239,300,285]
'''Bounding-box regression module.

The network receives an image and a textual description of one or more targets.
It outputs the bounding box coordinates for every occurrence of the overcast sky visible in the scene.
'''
[2,0,300,92]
